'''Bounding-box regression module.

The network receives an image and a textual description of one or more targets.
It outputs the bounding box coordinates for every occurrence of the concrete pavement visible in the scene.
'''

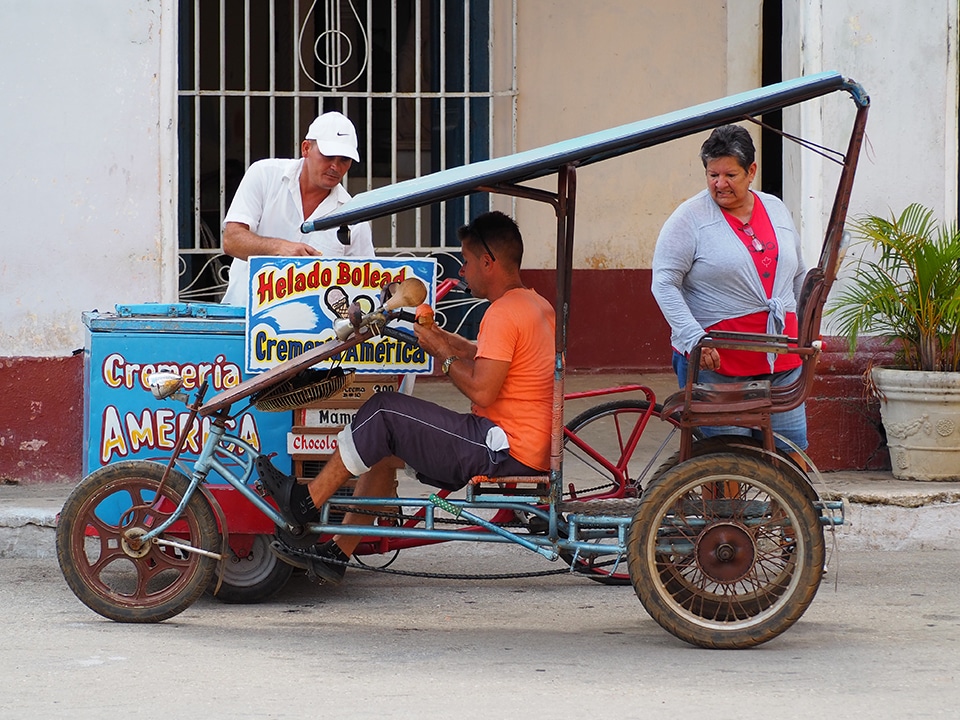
[6,549,960,717]
[4,373,960,558]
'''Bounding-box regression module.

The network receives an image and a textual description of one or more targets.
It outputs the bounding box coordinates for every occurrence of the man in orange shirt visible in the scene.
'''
[263,210,556,583]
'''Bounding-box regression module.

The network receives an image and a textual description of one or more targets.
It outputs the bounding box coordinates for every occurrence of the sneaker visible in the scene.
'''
[270,539,348,585]
[256,456,320,526]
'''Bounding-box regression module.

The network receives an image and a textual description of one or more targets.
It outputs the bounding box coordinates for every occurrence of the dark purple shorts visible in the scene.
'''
[338,392,541,490]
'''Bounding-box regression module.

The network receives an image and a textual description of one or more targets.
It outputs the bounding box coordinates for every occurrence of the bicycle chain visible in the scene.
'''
[284,542,575,581]
[343,559,572,581]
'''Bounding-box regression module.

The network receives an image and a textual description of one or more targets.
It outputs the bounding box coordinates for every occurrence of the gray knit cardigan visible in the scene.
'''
[651,189,806,368]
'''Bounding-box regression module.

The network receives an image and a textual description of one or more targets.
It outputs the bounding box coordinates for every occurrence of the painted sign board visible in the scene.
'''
[82,304,292,479]
[245,256,437,375]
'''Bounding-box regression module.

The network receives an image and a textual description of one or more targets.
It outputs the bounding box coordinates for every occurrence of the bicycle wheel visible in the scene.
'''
[563,399,679,500]
[56,461,221,623]
[627,453,825,649]
[211,534,294,604]
[560,399,679,585]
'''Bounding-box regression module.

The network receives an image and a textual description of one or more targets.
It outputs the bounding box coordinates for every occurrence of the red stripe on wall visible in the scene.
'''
[0,355,83,484]
[522,268,673,372]
[0,270,895,481]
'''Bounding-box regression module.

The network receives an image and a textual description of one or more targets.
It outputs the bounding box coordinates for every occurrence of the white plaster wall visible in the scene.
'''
[783,0,958,294]
[822,0,958,221]
[0,0,176,357]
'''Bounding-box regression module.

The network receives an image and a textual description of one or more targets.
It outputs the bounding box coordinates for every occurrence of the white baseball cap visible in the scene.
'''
[305,111,360,162]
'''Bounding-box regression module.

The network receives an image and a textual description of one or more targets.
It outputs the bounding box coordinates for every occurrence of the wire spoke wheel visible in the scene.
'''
[627,452,824,649]
[56,461,220,623]
[560,400,679,584]
[649,434,804,485]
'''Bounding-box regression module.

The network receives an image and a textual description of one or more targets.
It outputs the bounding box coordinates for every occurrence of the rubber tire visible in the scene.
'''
[651,435,816,503]
[560,399,679,585]
[648,438,812,618]
[652,435,819,619]
[56,461,220,623]
[210,534,294,604]
[649,435,764,482]
[627,452,825,649]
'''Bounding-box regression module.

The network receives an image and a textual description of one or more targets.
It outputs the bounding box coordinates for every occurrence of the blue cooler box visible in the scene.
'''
[82,302,291,482]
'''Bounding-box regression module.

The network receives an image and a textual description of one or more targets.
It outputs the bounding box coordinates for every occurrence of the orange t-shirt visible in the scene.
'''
[473,288,555,471]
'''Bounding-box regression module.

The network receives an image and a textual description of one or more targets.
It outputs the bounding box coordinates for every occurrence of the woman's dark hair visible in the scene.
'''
[699,124,755,171]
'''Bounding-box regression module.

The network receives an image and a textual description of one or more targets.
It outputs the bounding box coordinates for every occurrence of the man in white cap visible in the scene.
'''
[220,111,375,306]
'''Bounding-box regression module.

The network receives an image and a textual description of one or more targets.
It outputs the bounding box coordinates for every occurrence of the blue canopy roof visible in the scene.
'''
[304,71,865,232]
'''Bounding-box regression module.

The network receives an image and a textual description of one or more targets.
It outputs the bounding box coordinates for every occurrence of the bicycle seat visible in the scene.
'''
[661,380,772,419]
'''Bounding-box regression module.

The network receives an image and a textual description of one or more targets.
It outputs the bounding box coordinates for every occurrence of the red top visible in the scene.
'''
[708,194,801,376]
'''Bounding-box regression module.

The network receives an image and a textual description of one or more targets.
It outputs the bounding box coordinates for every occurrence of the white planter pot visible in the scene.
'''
[871,367,960,481]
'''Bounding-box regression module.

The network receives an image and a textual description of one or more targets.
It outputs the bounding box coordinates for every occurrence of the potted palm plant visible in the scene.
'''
[828,203,960,480]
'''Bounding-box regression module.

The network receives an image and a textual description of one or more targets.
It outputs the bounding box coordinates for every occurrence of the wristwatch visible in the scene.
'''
[441,356,459,375]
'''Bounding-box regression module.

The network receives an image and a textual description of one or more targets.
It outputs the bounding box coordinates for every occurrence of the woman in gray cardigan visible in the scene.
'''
[651,124,808,456]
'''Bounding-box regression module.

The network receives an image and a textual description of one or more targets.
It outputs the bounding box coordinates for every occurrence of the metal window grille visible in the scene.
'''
[177,0,518,303]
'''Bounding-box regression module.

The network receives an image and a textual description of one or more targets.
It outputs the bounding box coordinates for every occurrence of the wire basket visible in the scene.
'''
[252,367,354,412]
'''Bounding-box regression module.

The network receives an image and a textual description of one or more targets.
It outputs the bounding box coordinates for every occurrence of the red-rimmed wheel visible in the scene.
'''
[56,461,220,623]
[561,400,679,585]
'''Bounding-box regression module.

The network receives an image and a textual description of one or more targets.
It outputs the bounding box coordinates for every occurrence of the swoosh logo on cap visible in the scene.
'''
[337,132,349,136]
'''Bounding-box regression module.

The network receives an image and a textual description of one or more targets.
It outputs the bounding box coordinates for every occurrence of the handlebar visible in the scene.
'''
[381,325,419,346]
[381,308,421,346]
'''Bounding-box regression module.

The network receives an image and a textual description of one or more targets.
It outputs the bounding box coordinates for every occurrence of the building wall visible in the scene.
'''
[503,1,764,371]
[783,0,958,276]
[0,0,177,359]
[512,0,760,272]
[1,0,957,481]
[828,0,958,221]
[0,0,177,483]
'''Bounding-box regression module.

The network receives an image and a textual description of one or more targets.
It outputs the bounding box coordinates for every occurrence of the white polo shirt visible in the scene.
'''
[221,158,374,306]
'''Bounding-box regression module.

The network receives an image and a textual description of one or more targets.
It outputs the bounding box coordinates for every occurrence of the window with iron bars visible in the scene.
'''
[177,0,517,307]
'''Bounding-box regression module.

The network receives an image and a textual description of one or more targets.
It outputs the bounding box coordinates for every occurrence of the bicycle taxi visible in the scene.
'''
[57,71,870,648]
